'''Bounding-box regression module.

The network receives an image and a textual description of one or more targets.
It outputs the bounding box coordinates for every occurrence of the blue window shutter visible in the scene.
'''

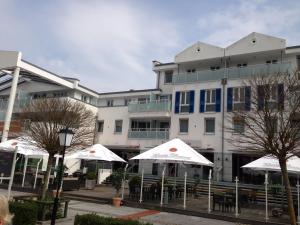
[278,84,284,110]
[227,88,233,112]
[245,86,251,111]
[200,90,205,113]
[215,88,221,112]
[189,90,195,113]
[257,85,265,110]
[175,91,180,113]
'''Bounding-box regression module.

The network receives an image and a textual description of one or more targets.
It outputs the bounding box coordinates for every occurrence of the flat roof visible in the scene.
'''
[98,88,161,96]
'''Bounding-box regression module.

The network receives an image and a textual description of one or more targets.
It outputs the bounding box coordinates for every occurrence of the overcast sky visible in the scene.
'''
[1,0,300,92]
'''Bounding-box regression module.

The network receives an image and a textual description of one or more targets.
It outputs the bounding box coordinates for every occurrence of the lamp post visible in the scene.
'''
[51,128,74,225]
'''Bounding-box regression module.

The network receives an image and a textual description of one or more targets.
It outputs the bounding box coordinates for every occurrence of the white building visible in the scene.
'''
[0,32,299,182]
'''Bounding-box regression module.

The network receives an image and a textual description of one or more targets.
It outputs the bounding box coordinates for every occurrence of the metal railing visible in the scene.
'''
[173,62,292,84]
[128,128,169,139]
[128,100,171,113]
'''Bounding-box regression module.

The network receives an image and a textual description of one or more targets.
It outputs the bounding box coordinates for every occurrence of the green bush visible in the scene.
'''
[9,201,38,225]
[129,175,141,188]
[74,214,152,225]
[86,171,97,180]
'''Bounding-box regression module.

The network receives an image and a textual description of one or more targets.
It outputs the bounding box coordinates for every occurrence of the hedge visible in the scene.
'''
[9,201,38,225]
[74,214,153,225]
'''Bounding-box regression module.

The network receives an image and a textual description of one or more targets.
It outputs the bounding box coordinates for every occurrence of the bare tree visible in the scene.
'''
[227,71,300,225]
[20,98,96,200]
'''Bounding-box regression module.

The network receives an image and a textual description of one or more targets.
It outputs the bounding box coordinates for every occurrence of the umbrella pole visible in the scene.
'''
[7,147,18,199]
[208,169,212,213]
[265,172,269,222]
[34,159,42,189]
[139,168,144,203]
[22,156,28,187]
[183,170,187,209]
[160,165,166,206]
[235,176,239,217]
[297,175,300,224]
[121,164,128,200]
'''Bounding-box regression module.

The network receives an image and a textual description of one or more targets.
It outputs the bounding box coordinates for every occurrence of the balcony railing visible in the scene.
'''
[128,128,169,139]
[173,62,292,84]
[128,100,171,113]
[0,98,30,112]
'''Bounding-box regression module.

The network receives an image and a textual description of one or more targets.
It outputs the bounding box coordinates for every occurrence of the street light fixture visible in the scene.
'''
[51,128,74,225]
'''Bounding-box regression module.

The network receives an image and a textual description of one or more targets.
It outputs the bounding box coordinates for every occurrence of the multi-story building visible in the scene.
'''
[0,32,299,182]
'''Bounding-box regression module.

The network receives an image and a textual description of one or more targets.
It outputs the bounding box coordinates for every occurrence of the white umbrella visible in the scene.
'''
[242,155,300,222]
[130,138,213,208]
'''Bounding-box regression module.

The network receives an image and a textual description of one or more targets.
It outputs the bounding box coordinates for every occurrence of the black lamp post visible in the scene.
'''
[51,128,74,225]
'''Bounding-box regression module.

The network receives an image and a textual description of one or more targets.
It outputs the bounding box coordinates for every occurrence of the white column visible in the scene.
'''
[34,159,42,189]
[297,176,300,225]
[235,176,239,217]
[183,170,187,209]
[139,168,144,203]
[22,156,28,187]
[160,165,166,206]
[208,169,212,213]
[7,147,18,199]
[121,164,128,200]
[265,172,269,222]
[2,67,20,142]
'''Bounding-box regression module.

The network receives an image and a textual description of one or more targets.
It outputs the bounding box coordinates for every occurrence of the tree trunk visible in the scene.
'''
[280,159,297,225]
[41,156,53,200]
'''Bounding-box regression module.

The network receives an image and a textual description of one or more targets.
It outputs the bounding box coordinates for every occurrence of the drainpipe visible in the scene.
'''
[221,50,227,181]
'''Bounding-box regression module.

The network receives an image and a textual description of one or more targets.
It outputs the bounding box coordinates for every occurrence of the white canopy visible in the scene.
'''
[242,154,300,173]
[0,137,48,157]
[70,144,126,163]
[130,138,213,166]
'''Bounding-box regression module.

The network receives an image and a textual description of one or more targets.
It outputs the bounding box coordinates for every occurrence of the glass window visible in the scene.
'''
[180,91,190,113]
[107,100,114,107]
[164,71,173,84]
[152,163,158,175]
[98,121,104,133]
[179,119,189,133]
[205,89,216,112]
[265,117,277,134]
[233,87,246,103]
[205,118,215,134]
[115,120,123,133]
[233,117,245,134]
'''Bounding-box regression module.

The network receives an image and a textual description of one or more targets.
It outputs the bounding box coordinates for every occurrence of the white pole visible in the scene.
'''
[7,146,18,199]
[265,172,269,222]
[160,165,166,206]
[183,170,187,209]
[121,164,128,200]
[235,176,239,217]
[22,156,28,187]
[2,66,21,142]
[297,176,300,225]
[208,169,212,213]
[33,159,42,189]
[139,168,144,203]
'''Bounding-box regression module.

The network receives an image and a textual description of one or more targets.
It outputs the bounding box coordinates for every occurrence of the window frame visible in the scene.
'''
[97,121,104,133]
[204,117,215,134]
[179,91,190,113]
[164,71,173,84]
[232,117,245,134]
[114,120,123,133]
[205,89,216,112]
[107,99,114,107]
[179,118,189,134]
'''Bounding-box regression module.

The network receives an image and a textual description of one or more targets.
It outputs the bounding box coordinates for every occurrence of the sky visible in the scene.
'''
[0,0,300,93]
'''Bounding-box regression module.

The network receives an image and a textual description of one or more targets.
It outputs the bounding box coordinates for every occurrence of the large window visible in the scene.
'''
[205,118,215,134]
[164,71,173,84]
[179,119,189,133]
[205,89,216,112]
[180,91,190,113]
[98,121,104,133]
[115,120,123,133]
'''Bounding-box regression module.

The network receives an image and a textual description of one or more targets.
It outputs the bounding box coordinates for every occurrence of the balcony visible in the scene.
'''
[128,128,169,139]
[128,100,171,113]
[0,98,30,112]
[173,62,292,84]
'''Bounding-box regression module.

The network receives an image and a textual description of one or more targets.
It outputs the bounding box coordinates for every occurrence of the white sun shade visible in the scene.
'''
[0,136,48,157]
[242,154,300,173]
[130,138,213,166]
[71,144,126,162]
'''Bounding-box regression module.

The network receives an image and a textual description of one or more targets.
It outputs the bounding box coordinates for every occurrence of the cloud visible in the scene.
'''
[197,0,300,47]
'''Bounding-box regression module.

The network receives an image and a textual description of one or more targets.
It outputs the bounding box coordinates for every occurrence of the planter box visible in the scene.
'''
[85,179,96,190]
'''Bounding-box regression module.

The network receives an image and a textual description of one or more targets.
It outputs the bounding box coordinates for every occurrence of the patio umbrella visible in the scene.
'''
[0,137,48,189]
[242,155,300,222]
[130,138,213,208]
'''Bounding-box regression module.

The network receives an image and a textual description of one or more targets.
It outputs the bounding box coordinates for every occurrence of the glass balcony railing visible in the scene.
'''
[173,62,292,84]
[0,98,31,112]
[128,128,169,139]
[128,100,171,113]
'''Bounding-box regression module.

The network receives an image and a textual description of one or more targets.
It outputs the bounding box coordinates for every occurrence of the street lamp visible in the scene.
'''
[51,128,74,225]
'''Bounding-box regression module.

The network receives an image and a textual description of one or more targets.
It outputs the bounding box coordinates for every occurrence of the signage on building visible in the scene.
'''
[0,150,14,177]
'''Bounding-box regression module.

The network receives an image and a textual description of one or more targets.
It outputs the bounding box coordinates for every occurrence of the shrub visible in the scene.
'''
[129,175,141,188]
[108,169,126,197]
[9,201,38,225]
[74,214,152,225]
[86,171,97,180]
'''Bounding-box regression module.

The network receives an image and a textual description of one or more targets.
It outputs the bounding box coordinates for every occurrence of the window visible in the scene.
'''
[233,117,245,134]
[205,89,216,112]
[164,71,173,84]
[233,87,246,110]
[267,85,277,102]
[265,117,277,134]
[205,118,215,134]
[180,91,190,113]
[210,66,220,71]
[187,69,196,73]
[124,99,132,106]
[107,100,114,107]
[179,119,189,133]
[152,163,158,175]
[237,63,247,68]
[97,121,104,132]
[115,120,123,133]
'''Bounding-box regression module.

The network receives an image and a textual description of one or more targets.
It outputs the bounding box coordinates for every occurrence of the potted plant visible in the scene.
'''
[108,169,125,207]
[85,172,97,190]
